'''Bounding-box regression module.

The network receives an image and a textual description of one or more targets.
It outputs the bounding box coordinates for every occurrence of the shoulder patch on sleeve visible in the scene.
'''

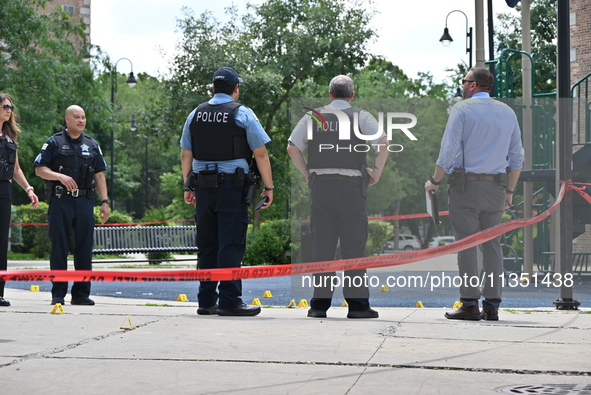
[41,143,48,151]
[247,107,259,122]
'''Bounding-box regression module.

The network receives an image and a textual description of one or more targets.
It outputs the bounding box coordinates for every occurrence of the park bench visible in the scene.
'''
[539,251,591,275]
[92,225,198,263]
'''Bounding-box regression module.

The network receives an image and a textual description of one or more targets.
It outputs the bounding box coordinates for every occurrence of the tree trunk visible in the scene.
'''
[393,199,401,250]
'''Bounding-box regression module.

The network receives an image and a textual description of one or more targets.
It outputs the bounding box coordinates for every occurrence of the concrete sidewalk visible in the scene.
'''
[1,288,590,394]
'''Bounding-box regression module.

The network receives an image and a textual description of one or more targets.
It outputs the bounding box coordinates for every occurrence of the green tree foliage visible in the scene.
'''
[99,70,173,217]
[495,2,557,95]
[366,220,393,256]
[152,0,379,222]
[11,202,50,258]
[0,0,112,206]
[350,57,451,242]
[243,220,291,265]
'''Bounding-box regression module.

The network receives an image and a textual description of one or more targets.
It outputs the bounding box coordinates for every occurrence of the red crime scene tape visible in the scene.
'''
[0,181,569,283]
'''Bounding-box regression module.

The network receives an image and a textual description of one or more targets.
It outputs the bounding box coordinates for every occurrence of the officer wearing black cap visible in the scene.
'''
[34,105,110,306]
[180,67,274,317]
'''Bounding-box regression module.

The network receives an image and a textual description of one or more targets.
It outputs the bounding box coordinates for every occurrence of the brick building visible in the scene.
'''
[36,0,91,48]
[570,0,591,254]
[570,0,591,85]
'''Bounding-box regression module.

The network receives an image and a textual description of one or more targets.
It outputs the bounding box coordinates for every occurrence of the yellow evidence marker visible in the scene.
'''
[51,303,65,315]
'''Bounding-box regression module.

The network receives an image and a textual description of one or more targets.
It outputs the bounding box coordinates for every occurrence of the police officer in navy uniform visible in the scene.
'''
[180,67,274,317]
[288,75,388,319]
[34,105,110,306]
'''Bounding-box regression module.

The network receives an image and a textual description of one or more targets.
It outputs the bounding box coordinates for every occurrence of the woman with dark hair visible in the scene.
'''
[0,93,39,306]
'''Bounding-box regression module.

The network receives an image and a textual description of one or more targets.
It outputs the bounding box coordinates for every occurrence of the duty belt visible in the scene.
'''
[195,172,240,182]
[54,185,93,198]
[315,174,362,185]
[217,173,237,182]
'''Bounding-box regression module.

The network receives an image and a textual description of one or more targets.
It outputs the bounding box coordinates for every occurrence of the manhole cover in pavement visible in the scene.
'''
[498,384,591,394]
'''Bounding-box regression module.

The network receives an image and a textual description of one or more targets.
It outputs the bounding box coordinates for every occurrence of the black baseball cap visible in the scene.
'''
[212,67,243,87]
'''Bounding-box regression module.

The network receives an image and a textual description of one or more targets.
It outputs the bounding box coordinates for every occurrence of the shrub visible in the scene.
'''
[243,220,291,266]
[366,220,394,256]
[95,207,134,225]
[12,202,50,258]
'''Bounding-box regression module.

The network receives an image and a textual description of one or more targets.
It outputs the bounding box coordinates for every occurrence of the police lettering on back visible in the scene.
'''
[194,110,229,123]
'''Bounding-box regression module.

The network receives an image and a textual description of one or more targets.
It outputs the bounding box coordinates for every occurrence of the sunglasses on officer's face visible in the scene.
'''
[1,104,14,111]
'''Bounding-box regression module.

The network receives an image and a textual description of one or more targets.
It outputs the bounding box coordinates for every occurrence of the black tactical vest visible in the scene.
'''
[0,137,17,181]
[307,106,367,171]
[50,131,97,189]
[189,101,252,161]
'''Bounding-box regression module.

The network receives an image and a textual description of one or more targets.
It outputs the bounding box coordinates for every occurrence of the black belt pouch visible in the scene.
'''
[197,169,219,188]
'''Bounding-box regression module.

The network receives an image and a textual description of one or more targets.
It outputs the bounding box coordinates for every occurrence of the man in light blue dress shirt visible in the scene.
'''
[425,68,524,322]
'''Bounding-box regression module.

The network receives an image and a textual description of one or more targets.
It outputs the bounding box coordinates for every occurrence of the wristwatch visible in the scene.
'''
[101,199,109,205]
[430,177,441,186]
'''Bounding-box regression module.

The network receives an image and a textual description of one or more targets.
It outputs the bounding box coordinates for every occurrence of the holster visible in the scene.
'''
[307,172,317,190]
[447,167,465,193]
[234,167,246,189]
[360,164,370,198]
[498,172,509,188]
[244,172,261,206]
[43,180,54,204]
[185,172,196,192]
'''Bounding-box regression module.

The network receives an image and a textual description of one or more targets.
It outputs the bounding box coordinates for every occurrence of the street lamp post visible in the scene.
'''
[439,10,473,69]
[110,58,137,211]
[130,116,148,211]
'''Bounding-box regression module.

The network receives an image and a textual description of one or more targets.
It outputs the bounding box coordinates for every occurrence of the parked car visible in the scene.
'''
[428,236,456,248]
[384,234,421,251]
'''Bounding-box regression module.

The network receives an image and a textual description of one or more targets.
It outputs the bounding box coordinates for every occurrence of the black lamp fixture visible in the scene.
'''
[439,10,473,69]
[126,72,138,88]
[439,27,453,47]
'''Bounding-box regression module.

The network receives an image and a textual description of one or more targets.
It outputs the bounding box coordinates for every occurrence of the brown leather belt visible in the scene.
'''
[464,173,498,182]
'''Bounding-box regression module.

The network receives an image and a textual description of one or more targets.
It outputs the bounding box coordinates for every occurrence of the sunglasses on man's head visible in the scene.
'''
[1,104,14,111]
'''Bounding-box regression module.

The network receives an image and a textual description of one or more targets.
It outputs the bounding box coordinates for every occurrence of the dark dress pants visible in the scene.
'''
[0,180,12,297]
[195,181,249,309]
[449,180,505,310]
[48,195,94,299]
[309,179,370,312]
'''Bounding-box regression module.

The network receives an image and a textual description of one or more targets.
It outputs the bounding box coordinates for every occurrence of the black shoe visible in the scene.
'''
[347,308,379,319]
[197,304,218,315]
[480,309,499,321]
[0,297,10,307]
[445,304,481,321]
[71,297,95,306]
[307,308,327,318]
[51,297,65,305]
[216,303,261,316]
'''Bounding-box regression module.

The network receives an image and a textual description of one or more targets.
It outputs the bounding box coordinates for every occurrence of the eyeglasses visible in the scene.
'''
[461,79,475,85]
[1,104,14,111]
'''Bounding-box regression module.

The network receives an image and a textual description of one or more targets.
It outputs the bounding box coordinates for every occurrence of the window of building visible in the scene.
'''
[62,5,75,14]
